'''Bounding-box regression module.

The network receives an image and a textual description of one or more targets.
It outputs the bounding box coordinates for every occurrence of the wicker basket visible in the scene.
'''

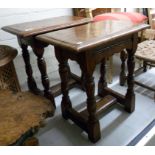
[0,45,21,92]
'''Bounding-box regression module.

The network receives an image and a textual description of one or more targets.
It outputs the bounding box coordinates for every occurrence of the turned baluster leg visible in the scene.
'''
[81,73,86,90]
[98,58,107,97]
[85,71,100,142]
[80,59,100,143]
[106,56,113,84]
[120,50,127,86]
[32,45,55,108]
[143,61,147,72]
[20,44,39,93]
[55,47,72,119]
[78,65,86,91]
[125,34,138,113]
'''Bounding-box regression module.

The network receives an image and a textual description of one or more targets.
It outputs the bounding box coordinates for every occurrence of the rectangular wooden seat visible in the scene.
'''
[37,20,148,52]
[0,90,55,146]
[2,16,91,37]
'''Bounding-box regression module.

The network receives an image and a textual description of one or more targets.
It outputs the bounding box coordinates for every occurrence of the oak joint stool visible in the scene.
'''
[37,20,149,142]
[2,16,92,108]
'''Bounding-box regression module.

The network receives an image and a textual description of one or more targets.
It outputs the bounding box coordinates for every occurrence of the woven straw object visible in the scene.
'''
[0,45,20,92]
[143,29,155,40]
[0,90,55,145]
[135,40,155,63]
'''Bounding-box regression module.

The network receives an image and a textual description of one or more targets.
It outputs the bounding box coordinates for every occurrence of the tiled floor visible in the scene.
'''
[21,55,155,145]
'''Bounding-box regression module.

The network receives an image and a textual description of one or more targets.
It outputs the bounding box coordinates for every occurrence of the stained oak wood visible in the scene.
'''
[2,16,92,37]
[36,20,149,142]
[51,74,82,97]
[80,95,117,118]
[37,20,149,52]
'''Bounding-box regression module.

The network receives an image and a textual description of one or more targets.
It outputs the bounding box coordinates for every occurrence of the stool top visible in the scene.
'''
[135,40,155,63]
[0,90,55,145]
[0,45,17,67]
[2,16,92,37]
[37,20,149,53]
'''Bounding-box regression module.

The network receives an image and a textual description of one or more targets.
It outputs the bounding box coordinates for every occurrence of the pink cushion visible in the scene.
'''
[93,12,148,24]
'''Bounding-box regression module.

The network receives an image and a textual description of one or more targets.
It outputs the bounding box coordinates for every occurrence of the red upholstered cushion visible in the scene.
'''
[93,12,148,24]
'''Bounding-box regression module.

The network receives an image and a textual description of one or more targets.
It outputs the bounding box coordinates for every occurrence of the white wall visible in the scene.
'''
[125,8,137,12]
[0,8,73,89]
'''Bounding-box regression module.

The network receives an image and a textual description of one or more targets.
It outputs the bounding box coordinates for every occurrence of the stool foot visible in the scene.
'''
[119,75,126,86]
[125,93,135,113]
[88,121,101,143]
[22,137,39,146]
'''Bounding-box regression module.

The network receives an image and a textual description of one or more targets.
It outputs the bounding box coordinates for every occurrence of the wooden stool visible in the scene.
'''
[2,16,92,108]
[37,20,148,142]
[0,90,55,145]
[0,45,20,92]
